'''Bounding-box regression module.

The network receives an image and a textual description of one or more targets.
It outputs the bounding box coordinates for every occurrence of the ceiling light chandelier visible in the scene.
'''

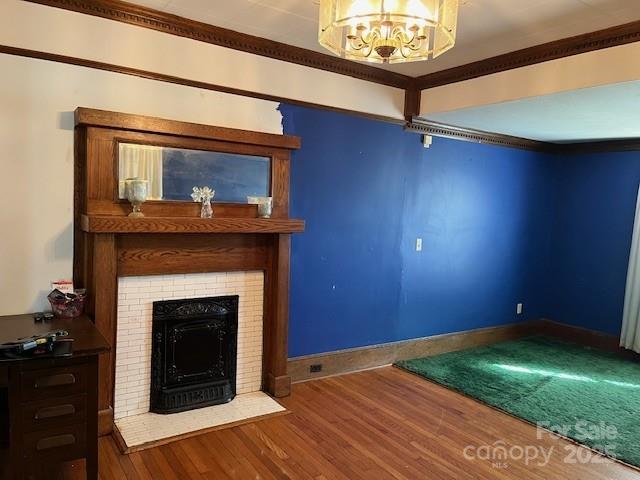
[319,0,459,64]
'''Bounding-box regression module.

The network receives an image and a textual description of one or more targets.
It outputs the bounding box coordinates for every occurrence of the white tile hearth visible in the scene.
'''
[115,391,286,451]
[115,271,264,420]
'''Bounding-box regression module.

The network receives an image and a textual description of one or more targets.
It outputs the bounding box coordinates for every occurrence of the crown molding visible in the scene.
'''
[24,0,412,90]
[416,20,640,90]
[557,139,640,154]
[404,119,554,152]
[405,119,640,154]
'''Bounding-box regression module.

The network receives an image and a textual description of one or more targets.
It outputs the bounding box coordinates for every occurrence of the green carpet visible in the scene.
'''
[395,336,640,467]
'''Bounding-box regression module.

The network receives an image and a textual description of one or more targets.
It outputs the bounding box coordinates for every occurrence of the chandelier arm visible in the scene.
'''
[400,41,427,58]
[395,33,409,59]
[392,25,413,44]
[349,42,369,51]
[348,35,365,50]
[363,44,375,57]
[362,30,379,58]
[405,31,418,47]
[397,33,420,57]
[403,37,423,51]
[360,27,376,46]
[393,31,408,47]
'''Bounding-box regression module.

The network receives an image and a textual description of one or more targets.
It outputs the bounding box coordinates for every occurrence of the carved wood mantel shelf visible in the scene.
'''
[81,215,305,234]
[73,108,303,436]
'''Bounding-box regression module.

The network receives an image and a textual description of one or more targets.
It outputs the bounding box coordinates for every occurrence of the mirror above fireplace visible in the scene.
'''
[118,143,271,203]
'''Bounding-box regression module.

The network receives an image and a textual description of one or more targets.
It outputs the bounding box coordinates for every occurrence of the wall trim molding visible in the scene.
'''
[416,20,640,89]
[288,319,633,383]
[16,1,640,138]
[405,119,640,153]
[557,139,640,154]
[24,0,411,89]
[0,44,404,125]
[1,44,637,152]
[540,319,624,353]
[288,320,544,383]
[405,119,555,152]
[17,0,640,132]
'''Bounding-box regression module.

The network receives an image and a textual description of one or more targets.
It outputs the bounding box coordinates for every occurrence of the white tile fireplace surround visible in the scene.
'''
[113,271,284,449]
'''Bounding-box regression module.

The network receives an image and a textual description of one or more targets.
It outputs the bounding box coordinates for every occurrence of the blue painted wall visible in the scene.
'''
[548,151,640,336]
[280,104,557,357]
[396,138,556,341]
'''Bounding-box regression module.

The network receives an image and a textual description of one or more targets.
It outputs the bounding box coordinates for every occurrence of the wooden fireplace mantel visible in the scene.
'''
[81,215,305,234]
[73,108,303,435]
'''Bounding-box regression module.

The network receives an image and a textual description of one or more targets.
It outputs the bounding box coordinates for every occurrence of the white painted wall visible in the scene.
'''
[0,53,282,315]
[1,0,404,120]
[420,42,640,117]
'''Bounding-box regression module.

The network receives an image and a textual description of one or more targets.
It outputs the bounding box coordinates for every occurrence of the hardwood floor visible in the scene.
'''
[64,367,640,480]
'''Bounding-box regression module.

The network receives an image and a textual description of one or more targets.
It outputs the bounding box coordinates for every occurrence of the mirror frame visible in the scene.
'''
[74,123,296,220]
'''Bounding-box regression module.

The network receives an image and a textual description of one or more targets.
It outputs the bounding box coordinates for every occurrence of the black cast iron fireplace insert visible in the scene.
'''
[150,295,238,414]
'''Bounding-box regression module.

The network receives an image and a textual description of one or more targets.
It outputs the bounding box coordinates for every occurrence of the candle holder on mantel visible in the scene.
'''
[191,186,215,218]
[125,178,148,218]
[247,196,273,218]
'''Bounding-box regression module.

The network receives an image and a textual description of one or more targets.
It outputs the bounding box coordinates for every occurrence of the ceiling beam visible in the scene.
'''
[403,80,421,122]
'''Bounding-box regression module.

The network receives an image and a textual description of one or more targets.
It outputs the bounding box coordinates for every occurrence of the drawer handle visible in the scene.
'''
[34,404,76,420]
[34,373,76,389]
[36,434,76,451]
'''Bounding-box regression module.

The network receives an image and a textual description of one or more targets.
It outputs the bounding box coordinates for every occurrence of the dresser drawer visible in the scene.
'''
[21,394,87,432]
[20,364,87,401]
[22,423,87,463]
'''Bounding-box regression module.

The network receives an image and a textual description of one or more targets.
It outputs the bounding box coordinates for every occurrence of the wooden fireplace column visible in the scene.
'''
[73,108,304,435]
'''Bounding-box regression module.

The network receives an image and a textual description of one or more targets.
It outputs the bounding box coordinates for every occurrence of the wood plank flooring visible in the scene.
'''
[64,367,640,480]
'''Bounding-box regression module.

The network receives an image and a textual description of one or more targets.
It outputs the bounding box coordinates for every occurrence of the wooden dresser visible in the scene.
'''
[0,315,109,480]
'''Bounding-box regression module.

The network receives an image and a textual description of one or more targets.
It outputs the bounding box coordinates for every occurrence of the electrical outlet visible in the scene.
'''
[310,364,322,373]
[516,303,523,315]
[416,238,423,252]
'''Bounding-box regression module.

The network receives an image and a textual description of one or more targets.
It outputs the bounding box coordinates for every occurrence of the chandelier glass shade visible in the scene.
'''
[319,0,459,64]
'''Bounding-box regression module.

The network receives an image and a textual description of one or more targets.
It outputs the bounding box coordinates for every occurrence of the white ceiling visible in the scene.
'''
[421,80,640,142]
[128,0,640,77]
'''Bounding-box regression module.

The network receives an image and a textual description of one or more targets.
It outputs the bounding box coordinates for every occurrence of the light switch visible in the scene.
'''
[416,238,423,252]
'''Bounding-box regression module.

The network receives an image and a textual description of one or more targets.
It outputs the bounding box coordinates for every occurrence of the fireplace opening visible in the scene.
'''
[150,295,239,414]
